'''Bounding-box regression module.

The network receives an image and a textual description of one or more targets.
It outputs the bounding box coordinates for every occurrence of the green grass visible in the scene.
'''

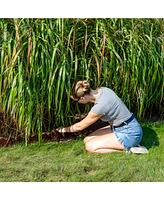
[0,122,163,182]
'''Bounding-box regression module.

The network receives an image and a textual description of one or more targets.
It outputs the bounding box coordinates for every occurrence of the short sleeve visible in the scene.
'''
[90,102,109,115]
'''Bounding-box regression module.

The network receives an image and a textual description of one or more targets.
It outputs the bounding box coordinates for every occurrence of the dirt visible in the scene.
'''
[0,111,109,147]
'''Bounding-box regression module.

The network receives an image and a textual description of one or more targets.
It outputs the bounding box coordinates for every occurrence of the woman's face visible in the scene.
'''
[71,95,90,104]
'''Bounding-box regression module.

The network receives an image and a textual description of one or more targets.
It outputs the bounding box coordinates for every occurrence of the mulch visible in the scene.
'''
[0,111,109,147]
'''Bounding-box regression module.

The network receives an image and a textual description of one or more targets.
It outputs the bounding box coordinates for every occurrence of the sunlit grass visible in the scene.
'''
[0,122,163,182]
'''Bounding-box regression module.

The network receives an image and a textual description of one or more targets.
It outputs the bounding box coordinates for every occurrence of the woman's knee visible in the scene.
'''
[83,135,95,143]
[83,136,88,143]
[85,141,96,153]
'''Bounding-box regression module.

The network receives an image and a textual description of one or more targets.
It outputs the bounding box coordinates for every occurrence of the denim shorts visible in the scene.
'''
[112,117,143,150]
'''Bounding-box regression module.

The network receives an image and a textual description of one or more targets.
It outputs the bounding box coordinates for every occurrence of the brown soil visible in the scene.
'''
[0,111,109,147]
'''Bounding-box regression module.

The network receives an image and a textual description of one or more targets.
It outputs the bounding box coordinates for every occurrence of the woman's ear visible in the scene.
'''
[80,96,85,101]
[77,96,86,104]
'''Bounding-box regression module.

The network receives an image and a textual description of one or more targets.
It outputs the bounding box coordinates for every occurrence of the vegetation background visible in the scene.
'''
[0,18,163,144]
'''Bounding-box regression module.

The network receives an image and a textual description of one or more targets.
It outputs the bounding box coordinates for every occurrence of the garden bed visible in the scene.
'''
[0,111,109,147]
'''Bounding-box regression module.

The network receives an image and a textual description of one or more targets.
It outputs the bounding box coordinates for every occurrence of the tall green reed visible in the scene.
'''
[0,18,163,145]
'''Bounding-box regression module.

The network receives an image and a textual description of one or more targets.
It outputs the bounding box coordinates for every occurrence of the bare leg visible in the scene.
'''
[84,125,111,143]
[84,126,125,154]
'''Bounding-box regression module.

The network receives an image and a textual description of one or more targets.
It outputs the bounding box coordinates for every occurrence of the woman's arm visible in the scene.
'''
[57,112,104,133]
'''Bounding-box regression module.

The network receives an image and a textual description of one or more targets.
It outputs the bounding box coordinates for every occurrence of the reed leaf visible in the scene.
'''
[0,18,163,144]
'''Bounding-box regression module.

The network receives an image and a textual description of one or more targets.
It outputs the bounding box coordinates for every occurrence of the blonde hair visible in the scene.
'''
[71,80,91,100]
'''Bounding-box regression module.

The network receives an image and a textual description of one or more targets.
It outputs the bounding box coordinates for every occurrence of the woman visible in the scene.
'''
[57,80,148,154]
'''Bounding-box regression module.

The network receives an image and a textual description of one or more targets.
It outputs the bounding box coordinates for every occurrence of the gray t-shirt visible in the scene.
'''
[90,87,132,126]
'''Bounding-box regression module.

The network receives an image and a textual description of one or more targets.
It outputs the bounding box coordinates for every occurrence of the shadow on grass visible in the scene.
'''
[140,126,159,149]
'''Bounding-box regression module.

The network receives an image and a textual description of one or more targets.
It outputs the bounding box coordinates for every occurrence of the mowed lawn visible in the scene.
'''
[0,121,163,182]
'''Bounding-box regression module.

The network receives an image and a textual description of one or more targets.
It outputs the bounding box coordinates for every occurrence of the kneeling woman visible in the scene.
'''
[57,80,147,154]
